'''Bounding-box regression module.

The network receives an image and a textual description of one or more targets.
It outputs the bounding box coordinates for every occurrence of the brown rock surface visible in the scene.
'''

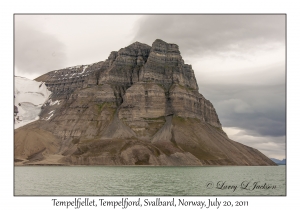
[14,39,276,166]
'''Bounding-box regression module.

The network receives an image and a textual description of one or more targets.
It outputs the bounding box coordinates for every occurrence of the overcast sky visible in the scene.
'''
[14,14,286,159]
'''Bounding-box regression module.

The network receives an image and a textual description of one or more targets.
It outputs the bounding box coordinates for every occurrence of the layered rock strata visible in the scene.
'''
[15,39,275,166]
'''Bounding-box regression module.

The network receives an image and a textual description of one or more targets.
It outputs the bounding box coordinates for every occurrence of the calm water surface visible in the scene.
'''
[14,166,286,196]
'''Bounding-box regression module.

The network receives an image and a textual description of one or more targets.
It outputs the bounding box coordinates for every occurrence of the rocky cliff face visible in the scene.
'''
[15,39,275,166]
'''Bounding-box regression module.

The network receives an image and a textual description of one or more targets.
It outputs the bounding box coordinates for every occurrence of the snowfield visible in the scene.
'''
[14,76,51,129]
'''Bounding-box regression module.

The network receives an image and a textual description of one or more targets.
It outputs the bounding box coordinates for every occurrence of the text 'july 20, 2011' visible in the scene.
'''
[51,198,249,209]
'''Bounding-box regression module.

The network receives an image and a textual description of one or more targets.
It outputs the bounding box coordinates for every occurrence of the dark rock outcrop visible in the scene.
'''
[15,39,275,166]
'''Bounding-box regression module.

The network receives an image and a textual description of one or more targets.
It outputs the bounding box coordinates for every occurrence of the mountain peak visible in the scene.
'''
[126,41,151,50]
[151,39,180,54]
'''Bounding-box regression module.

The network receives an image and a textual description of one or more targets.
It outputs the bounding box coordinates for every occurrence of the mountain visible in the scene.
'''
[14,39,276,166]
[270,158,286,165]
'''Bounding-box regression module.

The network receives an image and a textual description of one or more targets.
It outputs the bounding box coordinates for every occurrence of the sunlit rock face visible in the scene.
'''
[15,39,276,166]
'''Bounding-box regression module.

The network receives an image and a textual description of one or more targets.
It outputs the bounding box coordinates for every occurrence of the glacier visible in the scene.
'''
[14,76,51,129]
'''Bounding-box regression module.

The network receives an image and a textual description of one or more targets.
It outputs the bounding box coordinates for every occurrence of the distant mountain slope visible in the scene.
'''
[270,158,286,165]
[14,76,51,129]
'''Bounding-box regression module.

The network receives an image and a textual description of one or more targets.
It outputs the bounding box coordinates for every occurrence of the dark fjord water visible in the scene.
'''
[14,166,285,196]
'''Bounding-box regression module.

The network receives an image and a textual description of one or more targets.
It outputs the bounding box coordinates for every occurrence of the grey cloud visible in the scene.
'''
[223,114,286,138]
[199,84,285,137]
[218,99,254,113]
[227,132,285,159]
[15,21,67,75]
[230,133,285,148]
[195,62,285,86]
[133,15,285,57]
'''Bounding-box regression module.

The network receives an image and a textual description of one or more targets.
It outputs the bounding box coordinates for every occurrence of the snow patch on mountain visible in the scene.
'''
[48,99,61,106]
[14,76,52,129]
